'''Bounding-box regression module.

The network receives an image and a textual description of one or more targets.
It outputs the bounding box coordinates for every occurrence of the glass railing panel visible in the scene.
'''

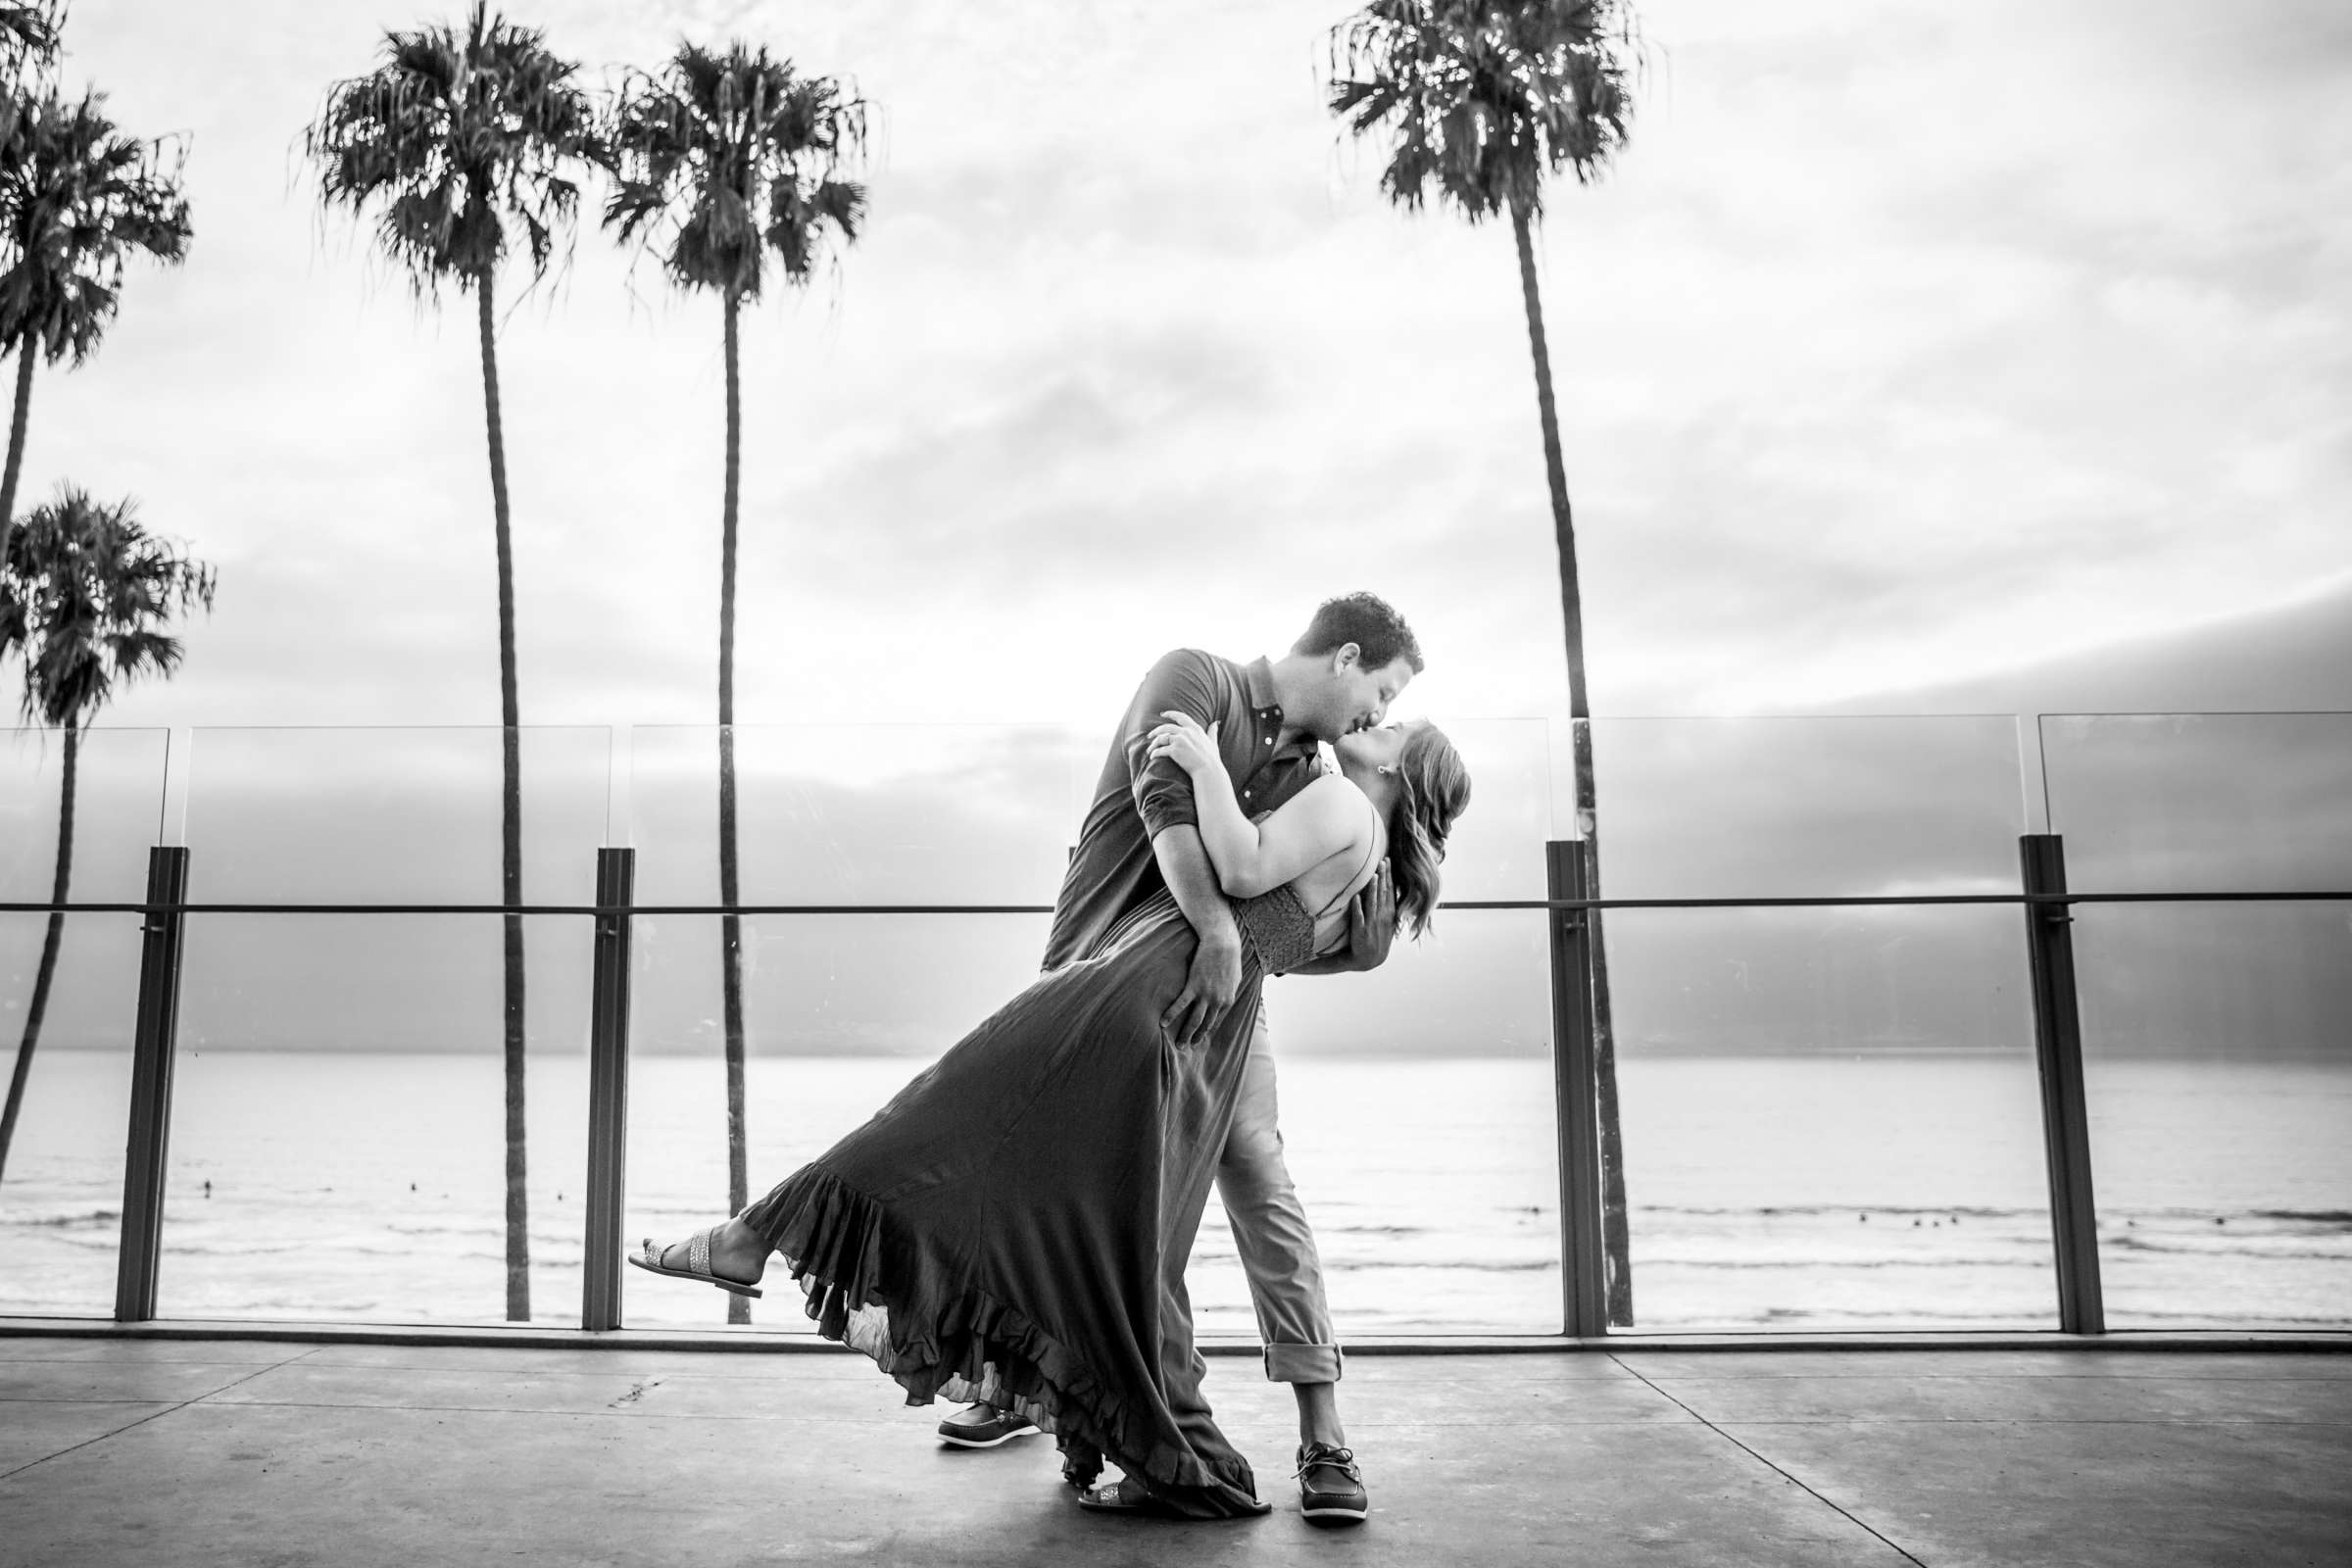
[620,720,1564,1333]
[628,723,1080,906]
[623,907,1565,1336]
[622,910,1054,1331]
[183,726,613,905]
[162,915,593,1324]
[2040,712,2352,895]
[1243,722,1558,1334]
[1602,905,2054,1331]
[2,726,170,902]
[629,717,1552,905]
[2,727,170,1319]
[1582,716,2027,896]
[2043,713,2352,1328]
[2071,909,2351,1329]
[621,723,1077,1330]
[1414,718,1551,904]
[159,728,611,1324]
[0,915,142,1318]
[1572,717,2049,1330]
[1218,909,1561,1336]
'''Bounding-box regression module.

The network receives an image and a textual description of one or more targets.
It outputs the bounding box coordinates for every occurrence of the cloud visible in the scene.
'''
[13,0,2349,1070]
[44,0,2350,744]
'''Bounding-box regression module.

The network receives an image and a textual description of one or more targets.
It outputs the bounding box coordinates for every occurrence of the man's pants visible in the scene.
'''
[1216,1001,1343,1384]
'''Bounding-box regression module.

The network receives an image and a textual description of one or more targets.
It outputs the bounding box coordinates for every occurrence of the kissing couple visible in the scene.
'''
[634,592,1473,1523]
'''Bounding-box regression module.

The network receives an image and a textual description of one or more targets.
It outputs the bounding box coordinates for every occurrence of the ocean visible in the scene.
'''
[3,1052,2346,1334]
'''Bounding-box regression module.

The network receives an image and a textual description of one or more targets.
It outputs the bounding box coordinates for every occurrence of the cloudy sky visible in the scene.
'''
[6,0,2341,749]
[12,0,2352,1050]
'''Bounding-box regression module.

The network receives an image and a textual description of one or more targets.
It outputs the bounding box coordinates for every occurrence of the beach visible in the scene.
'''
[4,1051,2345,1334]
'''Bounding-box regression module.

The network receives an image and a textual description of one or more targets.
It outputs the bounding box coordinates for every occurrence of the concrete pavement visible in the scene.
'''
[3,1336,2348,1567]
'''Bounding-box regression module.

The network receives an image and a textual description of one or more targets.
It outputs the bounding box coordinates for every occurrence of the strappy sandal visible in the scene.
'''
[627,1228,762,1298]
[1074,1478,1185,1518]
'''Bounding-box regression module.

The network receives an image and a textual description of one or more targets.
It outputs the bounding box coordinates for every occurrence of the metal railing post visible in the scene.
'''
[116,847,190,1322]
[581,847,635,1332]
[2021,834,2105,1334]
[1547,840,1608,1338]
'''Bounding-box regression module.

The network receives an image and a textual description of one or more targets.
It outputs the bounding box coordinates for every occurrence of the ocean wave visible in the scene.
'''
[1623,1255,2055,1271]
[1631,1204,2041,1220]
[1318,1257,1557,1273]
[146,1243,586,1267]
[2104,1236,2352,1261]
[1324,1224,1435,1238]
[1725,1305,2065,1324]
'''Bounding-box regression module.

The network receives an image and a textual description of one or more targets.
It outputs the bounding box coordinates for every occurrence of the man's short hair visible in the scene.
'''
[1293,592,1424,674]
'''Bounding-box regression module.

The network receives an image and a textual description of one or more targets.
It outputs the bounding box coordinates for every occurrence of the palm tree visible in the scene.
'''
[305,1,599,1321]
[0,487,214,1182]
[1329,0,1640,1324]
[605,42,865,1324]
[0,0,61,601]
[0,84,189,579]
[0,1,65,365]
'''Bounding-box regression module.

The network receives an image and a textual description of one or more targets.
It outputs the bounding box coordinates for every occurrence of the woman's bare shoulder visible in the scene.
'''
[1292,774,1375,842]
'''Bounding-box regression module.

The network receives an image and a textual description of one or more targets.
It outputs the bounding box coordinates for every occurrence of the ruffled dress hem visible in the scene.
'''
[746,1163,1268,1520]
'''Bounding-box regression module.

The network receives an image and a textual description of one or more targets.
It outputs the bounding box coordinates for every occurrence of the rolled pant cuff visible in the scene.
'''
[1261,1343,1344,1384]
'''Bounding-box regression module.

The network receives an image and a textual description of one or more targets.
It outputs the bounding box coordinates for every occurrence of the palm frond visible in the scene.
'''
[1326,0,1640,225]
[600,37,867,302]
[0,0,62,88]
[0,88,191,364]
[303,1,600,301]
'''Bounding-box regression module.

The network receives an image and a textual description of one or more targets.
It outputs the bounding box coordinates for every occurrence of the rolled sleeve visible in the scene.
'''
[1124,649,1223,842]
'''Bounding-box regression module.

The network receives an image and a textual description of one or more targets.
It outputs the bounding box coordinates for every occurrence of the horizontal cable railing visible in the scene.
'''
[9,711,2346,1344]
[8,844,2345,1342]
[8,890,2351,915]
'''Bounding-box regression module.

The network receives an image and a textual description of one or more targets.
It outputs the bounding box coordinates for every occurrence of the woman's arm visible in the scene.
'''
[1146,711,1359,898]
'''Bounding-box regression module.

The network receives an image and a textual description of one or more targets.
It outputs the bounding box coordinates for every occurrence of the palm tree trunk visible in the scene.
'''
[0,341,37,566]
[717,289,751,1326]
[476,272,530,1323]
[1511,197,1633,1327]
[0,722,77,1183]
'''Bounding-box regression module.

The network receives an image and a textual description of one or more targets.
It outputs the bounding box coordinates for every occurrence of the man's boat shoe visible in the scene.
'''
[936,1403,1040,1449]
[1296,1443,1369,1526]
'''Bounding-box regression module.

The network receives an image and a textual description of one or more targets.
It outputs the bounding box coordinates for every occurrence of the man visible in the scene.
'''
[937,592,1423,1527]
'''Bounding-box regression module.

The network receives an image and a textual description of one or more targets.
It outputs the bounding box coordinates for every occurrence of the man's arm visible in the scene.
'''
[1148,712,1357,898]
[1153,824,1243,1047]
[1287,861,1397,976]
[1115,651,1250,1045]
[1124,650,1224,844]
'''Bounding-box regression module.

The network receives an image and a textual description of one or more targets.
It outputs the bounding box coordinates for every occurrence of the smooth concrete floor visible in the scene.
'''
[2,1339,2349,1567]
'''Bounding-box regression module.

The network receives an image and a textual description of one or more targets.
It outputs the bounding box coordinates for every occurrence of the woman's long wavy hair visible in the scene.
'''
[1387,721,1472,938]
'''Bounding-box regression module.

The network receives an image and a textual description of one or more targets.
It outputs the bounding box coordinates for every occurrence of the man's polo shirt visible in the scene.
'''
[1042,650,1323,971]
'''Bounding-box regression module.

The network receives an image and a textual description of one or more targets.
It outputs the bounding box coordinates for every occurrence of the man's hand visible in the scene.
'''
[1330,862,1398,974]
[1151,823,1243,1045]
[1162,932,1243,1048]
[1353,861,1398,963]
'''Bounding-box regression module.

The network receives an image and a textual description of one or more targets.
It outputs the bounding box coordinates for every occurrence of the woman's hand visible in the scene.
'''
[1145,710,1225,780]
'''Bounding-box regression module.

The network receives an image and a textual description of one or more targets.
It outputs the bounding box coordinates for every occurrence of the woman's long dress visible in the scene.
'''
[737,865,1363,1520]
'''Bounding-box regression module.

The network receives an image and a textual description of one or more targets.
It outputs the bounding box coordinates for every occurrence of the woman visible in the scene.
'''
[633,715,1472,1519]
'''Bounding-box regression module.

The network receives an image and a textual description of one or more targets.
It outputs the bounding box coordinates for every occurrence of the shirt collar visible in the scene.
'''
[1243,656,1282,722]
[1245,656,1321,765]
